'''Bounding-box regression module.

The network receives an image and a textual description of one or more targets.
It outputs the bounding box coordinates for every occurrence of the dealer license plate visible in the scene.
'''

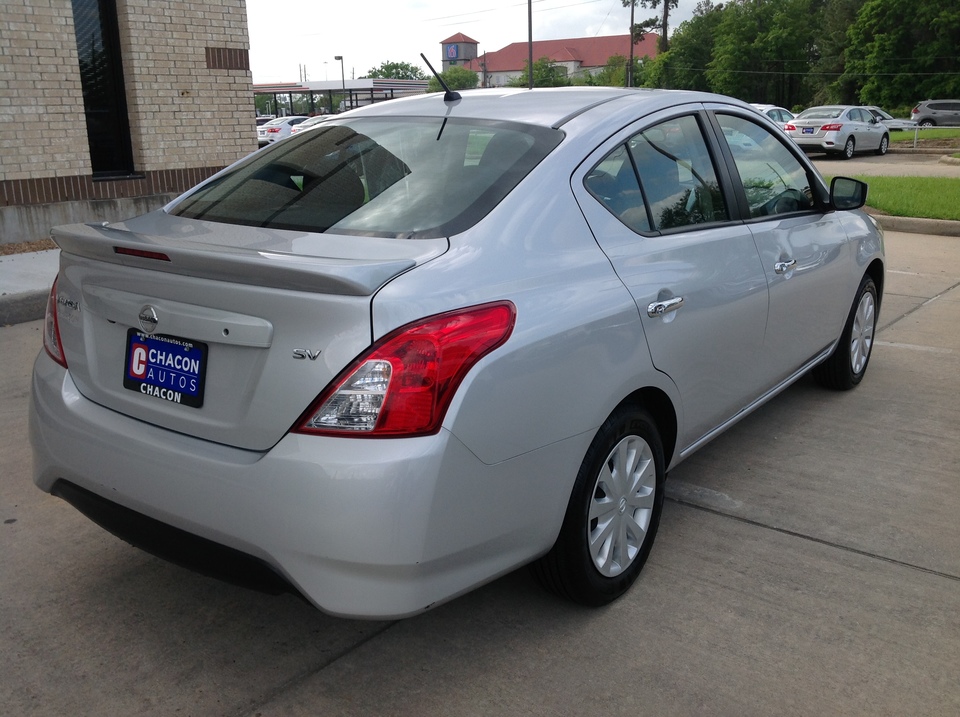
[123,329,208,408]
[802,127,814,134]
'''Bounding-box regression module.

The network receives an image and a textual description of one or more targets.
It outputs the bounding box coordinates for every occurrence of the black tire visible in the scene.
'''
[919,119,935,127]
[531,405,665,606]
[841,136,856,159]
[813,275,878,390]
[875,134,889,156]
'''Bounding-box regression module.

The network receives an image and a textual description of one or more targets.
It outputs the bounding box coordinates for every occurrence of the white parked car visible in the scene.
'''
[751,103,795,126]
[864,106,917,131]
[289,115,327,135]
[785,105,889,158]
[256,115,309,147]
[32,88,883,618]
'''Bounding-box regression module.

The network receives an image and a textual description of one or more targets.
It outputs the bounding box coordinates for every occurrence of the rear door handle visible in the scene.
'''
[647,296,684,318]
[775,259,797,275]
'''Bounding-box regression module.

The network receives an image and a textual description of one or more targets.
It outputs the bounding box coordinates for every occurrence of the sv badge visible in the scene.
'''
[292,349,322,361]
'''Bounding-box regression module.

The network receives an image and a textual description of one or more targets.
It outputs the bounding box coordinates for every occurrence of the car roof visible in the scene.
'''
[344,87,751,129]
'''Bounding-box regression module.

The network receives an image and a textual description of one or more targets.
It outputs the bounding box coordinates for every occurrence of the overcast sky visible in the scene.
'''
[245,0,694,84]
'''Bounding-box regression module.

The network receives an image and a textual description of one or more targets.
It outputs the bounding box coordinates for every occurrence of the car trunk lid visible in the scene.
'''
[51,215,447,451]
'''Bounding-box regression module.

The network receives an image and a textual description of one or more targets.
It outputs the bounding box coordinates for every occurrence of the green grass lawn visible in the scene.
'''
[889,127,960,143]
[853,175,960,221]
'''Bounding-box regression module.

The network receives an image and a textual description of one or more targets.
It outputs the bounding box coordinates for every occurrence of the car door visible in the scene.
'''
[573,109,770,451]
[710,111,854,385]
[851,107,884,150]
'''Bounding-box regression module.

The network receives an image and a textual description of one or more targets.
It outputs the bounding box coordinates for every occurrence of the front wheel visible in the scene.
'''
[531,406,665,606]
[842,136,856,159]
[813,275,878,390]
[875,134,889,156]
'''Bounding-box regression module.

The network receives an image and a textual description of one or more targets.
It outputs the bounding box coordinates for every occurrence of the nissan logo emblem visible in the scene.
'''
[138,305,159,334]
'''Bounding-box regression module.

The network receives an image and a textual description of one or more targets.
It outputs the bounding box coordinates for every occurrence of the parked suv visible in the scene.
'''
[911,100,960,127]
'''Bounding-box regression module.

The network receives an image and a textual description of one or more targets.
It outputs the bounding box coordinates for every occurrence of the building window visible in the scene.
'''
[71,0,135,177]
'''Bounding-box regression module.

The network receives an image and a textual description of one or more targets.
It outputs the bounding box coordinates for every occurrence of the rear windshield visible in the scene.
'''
[170,117,563,238]
[797,108,844,120]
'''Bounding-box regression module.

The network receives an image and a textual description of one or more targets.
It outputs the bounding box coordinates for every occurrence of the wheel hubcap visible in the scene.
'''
[850,291,876,374]
[588,435,657,577]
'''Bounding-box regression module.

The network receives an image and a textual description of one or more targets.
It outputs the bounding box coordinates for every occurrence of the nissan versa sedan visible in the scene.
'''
[31,88,884,619]
[785,105,889,158]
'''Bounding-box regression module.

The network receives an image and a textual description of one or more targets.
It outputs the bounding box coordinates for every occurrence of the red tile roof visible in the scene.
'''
[462,33,659,73]
[441,33,480,45]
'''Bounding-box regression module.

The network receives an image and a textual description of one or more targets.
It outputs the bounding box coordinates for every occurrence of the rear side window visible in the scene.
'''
[170,118,562,239]
[717,114,816,218]
[586,114,728,233]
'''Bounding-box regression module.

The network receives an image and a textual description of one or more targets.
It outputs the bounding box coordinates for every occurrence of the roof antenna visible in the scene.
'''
[420,52,461,103]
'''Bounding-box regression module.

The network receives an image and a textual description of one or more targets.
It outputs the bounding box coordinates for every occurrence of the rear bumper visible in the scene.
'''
[791,133,842,152]
[30,352,575,618]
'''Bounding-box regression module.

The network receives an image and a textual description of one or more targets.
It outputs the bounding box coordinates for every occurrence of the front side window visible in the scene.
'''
[717,114,816,219]
[585,114,728,233]
[170,118,562,239]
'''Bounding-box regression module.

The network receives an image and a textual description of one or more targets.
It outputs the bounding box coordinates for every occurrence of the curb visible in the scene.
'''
[865,211,960,237]
[0,290,47,327]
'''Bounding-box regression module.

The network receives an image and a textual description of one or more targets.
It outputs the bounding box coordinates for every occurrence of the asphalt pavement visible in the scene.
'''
[2,227,958,715]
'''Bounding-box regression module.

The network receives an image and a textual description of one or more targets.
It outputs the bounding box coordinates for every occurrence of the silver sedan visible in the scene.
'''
[31,88,884,618]
[785,105,890,158]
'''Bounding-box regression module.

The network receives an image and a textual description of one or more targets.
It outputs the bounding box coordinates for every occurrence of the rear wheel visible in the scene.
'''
[875,134,889,156]
[841,136,856,159]
[813,275,878,390]
[531,405,665,606]
[919,119,935,127]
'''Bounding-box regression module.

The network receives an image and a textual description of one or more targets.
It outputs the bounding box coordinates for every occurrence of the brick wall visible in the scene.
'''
[118,0,256,171]
[0,0,255,243]
[0,0,91,181]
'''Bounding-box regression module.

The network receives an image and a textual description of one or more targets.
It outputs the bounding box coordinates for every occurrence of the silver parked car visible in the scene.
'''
[910,99,960,127]
[785,105,890,158]
[31,88,884,618]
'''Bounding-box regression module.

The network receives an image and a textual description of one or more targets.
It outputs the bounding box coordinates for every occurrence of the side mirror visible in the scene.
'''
[830,176,868,210]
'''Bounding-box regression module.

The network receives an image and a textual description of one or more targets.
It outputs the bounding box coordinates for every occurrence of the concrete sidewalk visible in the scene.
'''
[3,214,959,326]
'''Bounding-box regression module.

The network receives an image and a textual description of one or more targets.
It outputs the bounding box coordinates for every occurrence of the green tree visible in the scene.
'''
[363,61,427,80]
[426,66,479,92]
[844,0,960,107]
[577,55,644,86]
[808,0,866,105]
[623,0,679,53]
[706,0,818,108]
[508,57,573,88]
[644,0,724,91]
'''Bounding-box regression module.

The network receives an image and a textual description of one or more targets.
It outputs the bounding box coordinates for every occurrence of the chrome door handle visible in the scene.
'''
[647,296,684,318]
[775,259,797,275]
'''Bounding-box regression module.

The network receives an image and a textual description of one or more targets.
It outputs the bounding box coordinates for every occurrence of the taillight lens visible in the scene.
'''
[295,301,516,438]
[911,106,919,116]
[821,123,843,132]
[784,123,796,131]
[43,276,68,368]
[267,127,282,133]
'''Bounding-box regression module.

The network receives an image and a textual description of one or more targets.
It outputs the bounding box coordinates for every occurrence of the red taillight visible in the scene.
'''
[911,106,919,115]
[821,123,843,132]
[295,301,516,438]
[784,123,797,131]
[43,276,68,368]
[267,127,282,133]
